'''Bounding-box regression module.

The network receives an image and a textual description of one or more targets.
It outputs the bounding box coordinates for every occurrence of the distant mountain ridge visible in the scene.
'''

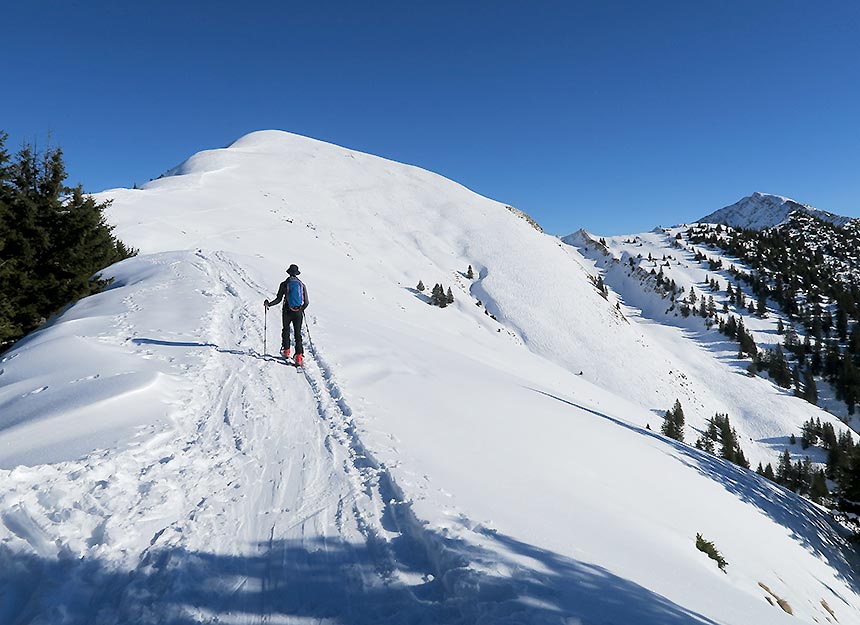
[698,191,852,230]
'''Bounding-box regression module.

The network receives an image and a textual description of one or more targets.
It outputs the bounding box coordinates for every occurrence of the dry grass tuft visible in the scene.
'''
[821,598,837,621]
[758,582,793,615]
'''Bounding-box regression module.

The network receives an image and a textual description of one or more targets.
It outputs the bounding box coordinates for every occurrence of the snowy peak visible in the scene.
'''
[698,191,851,230]
[156,130,353,180]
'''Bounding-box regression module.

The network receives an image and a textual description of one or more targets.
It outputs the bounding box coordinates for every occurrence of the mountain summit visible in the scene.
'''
[698,191,851,230]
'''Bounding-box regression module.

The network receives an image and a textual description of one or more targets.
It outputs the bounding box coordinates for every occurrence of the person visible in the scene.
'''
[264,264,309,365]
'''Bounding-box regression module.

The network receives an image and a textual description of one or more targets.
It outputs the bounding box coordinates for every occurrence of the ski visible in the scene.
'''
[280,356,303,371]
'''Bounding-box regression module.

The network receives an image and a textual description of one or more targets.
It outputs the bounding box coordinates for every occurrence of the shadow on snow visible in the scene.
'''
[0,530,723,625]
[2,338,724,624]
[530,389,860,603]
[131,337,288,365]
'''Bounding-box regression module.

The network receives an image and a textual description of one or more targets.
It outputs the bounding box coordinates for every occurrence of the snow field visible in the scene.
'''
[1,131,859,623]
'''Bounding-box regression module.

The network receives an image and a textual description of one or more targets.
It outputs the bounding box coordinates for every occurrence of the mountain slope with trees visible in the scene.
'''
[1,133,859,624]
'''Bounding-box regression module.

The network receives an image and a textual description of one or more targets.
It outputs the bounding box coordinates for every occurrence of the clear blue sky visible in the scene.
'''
[3,1,859,235]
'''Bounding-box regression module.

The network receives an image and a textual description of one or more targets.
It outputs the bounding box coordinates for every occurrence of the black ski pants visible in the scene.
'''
[282,308,304,354]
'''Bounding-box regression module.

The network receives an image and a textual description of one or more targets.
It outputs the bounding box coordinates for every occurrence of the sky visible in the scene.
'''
[2,0,859,235]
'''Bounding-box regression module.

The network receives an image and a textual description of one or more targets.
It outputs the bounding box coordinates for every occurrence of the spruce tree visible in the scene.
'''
[446,287,454,305]
[810,469,829,503]
[661,409,675,439]
[695,416,718,453]
[770,345,792,388]
[837,447,860,503]
[466,265,474,279]
[416,280,425,292]
[798,456,813,496]
[431,283,443,306]
[776,450,792,485]
[756,291,767,317]
[0,134,134,348]
[802,367,818,405]
[661,399,685,442]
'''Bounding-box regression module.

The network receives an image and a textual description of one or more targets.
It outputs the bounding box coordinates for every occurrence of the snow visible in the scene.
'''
[562,228,856,468]
[1,130,859,624]
[698,191,852,230]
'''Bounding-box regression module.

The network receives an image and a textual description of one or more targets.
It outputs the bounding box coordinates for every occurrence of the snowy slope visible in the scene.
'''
[699,191,852,230]
[562,228,855,468]
[1,130,859,624]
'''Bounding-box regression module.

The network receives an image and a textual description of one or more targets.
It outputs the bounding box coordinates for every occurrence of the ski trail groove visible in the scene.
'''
[0,250,486,624]
[213,250,487,620]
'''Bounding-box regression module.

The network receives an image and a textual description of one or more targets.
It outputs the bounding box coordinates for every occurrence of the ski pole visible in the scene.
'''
[305,316,313,348]
[263,304,268,355]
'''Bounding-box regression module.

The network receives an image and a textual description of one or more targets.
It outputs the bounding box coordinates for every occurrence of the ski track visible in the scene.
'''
[0,251,482,625]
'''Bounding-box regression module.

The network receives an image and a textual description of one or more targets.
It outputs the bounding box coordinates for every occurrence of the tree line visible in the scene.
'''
[688,219,860,414]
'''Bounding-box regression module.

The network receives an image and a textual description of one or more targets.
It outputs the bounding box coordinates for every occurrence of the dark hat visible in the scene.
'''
[287,264,300,276]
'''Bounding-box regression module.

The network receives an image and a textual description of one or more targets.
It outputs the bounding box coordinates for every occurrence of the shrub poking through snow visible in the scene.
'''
[696,533,728,571]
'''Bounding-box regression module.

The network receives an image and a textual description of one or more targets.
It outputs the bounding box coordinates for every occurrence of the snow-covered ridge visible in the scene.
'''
[699,191,852,230]
[3,130,860,624]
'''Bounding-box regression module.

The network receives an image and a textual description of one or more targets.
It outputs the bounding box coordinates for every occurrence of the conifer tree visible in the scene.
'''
[776,450,792,484]
[837,445,860,503]
[810,469,829,503]
[466,265,474,279]
[446,287,454,305]
[0,134,135,348]
[695,417,718,454]
[792,363,802,396]
[756,291,767,317]
[803,367,818,405]
[801,419,816,449]
[416,280,425,292]
[431,283,443,306]
[661,399,685,442]
[716,413,748,467]
[770,346,792,388]
[798,456,813,496]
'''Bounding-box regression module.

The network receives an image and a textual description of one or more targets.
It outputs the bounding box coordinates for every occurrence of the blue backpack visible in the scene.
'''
[287,277,305,310]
